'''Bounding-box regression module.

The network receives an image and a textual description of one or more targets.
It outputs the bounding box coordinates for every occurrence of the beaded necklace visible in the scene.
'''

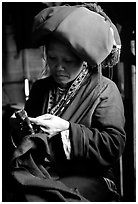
[47,67,88,116]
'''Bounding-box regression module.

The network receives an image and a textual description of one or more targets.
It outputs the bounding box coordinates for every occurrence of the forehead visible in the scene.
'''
[48,40,69,52]
[46,38,81,60]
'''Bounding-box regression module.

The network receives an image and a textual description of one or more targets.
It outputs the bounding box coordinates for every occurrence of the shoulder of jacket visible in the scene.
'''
[101,76,121,97]
[101,76,118,89]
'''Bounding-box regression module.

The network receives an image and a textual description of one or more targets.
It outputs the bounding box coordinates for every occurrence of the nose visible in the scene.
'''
[56,63,65,71]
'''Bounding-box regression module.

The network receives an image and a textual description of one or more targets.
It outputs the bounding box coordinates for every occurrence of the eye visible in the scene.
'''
[64,59,73,63]
[48,55,56,61]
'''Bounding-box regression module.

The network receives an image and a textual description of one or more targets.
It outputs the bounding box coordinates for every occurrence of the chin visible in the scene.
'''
[57,80,72,87]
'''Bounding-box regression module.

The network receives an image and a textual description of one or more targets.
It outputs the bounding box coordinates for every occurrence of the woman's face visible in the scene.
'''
[46,40,83,86]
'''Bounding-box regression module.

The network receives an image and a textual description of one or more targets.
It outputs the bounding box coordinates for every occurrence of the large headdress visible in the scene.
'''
[32,5,121,67]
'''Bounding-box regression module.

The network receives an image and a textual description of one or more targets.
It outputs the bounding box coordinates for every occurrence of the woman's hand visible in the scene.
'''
[29,114,69,137]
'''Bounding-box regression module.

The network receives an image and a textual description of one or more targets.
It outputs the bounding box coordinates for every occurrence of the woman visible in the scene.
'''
[10,3,126,202]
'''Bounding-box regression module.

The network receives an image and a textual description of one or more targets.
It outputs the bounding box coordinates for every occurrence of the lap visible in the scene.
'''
[59,176,120,202]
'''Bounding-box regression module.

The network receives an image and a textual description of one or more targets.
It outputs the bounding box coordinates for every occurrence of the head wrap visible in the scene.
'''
[32,5,121,66]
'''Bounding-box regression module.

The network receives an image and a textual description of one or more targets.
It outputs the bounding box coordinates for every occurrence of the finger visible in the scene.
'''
[40,126,49,134]
[29,117,38,123]
[29,117,44,126]
[30,118,50,129]
[45,114,53,117]
[37,114,52,120]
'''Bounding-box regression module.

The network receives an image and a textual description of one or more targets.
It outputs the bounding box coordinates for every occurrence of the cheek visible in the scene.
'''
[47,60,56,71]
[68,64,83,76]
[66,68,81,81]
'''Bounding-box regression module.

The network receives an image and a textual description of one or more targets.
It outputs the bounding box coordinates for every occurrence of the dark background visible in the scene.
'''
[2,2,136,202]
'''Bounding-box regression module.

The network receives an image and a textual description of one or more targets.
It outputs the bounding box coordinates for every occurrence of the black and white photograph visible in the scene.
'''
[2,1,136,202]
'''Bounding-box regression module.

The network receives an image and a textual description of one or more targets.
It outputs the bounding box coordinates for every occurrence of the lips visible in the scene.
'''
[55,72,69,78]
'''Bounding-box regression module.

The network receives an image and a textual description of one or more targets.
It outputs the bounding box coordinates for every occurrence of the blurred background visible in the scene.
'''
[2,2,136,202]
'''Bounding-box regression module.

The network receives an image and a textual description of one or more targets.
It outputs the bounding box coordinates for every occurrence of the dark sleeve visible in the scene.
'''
[69,80,126,167]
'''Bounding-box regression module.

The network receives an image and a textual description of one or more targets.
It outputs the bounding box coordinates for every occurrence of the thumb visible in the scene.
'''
[29,117,38,124]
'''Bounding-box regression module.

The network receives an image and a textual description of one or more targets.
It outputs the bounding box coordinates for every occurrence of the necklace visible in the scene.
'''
[47,67,89,116]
